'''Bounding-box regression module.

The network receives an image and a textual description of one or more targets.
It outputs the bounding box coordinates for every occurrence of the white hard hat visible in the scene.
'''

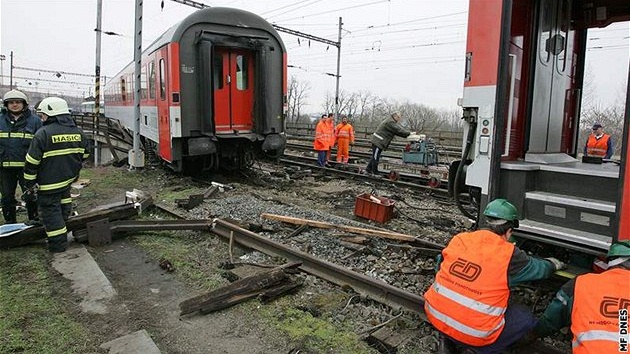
[38,97,70,116]
[3,90,28,105]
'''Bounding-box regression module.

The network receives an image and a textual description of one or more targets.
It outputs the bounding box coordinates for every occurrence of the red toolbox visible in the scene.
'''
[354,193,396,223]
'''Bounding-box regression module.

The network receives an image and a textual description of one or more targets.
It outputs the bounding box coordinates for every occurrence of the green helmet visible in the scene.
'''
[483,198,518,222]
[607,241,630,259]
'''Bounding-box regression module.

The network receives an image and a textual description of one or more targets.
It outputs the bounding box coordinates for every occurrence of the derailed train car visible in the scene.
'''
[451,0,629,254]
[105,7,287,172]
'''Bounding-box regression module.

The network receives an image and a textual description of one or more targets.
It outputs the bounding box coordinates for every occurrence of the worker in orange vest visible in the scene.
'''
[424,199,564,354]
[335,115,355,163]
[584,122,614,158]
[325,113,335,165]
[534,240,630,353]
[313,114,330,167]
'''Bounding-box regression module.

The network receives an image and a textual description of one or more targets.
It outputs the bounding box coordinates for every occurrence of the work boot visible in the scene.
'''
[2,207,17,224]
[47,234,68,253]
[26,203,38,221]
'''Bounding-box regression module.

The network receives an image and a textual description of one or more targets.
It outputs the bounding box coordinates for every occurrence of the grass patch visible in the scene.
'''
[131,231,224,291]
[259,303,373,354]
[0,247,92,353]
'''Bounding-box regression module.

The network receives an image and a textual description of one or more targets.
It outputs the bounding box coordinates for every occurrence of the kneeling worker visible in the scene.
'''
[423,198,565,354]
[534,240,630,353]
[24,97,89,252]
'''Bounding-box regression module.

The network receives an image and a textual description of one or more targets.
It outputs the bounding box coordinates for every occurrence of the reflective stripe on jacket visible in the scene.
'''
[369,116,410,150]
[335,123,354,142]
[424,230,514,346]
[0,110,42,167]
[586,134,610,157]
[571,268,630,354]
[23,114,89,194]
[313,120,330,151]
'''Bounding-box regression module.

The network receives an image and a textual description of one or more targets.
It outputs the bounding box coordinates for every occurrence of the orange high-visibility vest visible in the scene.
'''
[335,123,355,142]
[424,230,514,346]
[571,268,630,354]
[313,120,330,151]
[326,119,335,146]
[586,134,610,157]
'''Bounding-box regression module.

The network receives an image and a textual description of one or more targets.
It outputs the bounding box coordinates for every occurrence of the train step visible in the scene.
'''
[523,191,615,243]
[517,218,610,252]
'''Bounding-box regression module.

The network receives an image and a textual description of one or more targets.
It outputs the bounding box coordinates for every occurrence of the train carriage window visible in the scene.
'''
[236,55,248,90]
[159,59,166,100]
[556,0,571,73]
[141,65,148,99]
[148,62,156,99]
[213,54,223,89]
[538,0,552,64]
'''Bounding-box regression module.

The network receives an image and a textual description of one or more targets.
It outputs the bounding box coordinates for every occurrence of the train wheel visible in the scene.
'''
[387,170,400,181]
[428,177,441,188]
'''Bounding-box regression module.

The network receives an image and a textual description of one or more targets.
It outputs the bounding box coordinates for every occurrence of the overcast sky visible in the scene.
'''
[0,0,628,112]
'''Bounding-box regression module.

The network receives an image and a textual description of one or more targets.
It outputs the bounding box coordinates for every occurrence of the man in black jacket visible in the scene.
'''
[365,112,413,175]
[0,90,42,224]
[24,97,89,252]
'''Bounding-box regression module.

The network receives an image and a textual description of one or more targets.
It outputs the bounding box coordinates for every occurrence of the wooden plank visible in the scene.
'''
[179,262,301,315]
[261,213,420,243]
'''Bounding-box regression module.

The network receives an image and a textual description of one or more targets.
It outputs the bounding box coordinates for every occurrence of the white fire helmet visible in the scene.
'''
[38,97,70,116]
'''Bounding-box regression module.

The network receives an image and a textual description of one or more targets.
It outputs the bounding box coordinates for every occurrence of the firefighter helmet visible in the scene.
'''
[38,97,70,116]
[3,89,28,105]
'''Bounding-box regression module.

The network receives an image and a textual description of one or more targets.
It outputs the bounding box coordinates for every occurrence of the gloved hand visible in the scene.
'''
[545,257,566,271]
[22,188,37,203]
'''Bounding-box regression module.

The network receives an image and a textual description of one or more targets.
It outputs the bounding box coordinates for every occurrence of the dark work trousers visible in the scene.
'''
[0,167,38,223]
[38,189,72,252]
[365,144,383,174]
[447,304,538,354]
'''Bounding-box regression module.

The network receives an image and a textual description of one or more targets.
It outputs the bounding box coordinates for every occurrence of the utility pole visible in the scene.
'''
[130,0,145,169]
[334,17,342,121]
[0,54,5,87]
[94,0,103,166]
[10,51,14,89]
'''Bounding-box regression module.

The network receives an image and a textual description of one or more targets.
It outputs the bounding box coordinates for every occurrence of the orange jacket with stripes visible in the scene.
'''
[424,230,514,346]
[586,134,611,157]
[571,268,630,354]
[335,123,354,143]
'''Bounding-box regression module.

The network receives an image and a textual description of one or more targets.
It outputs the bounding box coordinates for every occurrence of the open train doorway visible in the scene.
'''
[213,47,255,134]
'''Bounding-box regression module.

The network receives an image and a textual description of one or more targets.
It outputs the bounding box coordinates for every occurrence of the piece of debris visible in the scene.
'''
[71,178,91,189]
[176,194,204,210]
[159,258,175,272]
[179,262,302,316]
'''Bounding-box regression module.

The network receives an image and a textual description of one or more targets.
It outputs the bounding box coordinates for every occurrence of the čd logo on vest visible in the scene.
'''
[449,258,482,282]
[599,296,630,318]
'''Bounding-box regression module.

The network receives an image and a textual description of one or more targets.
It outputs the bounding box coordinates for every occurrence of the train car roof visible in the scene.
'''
[109,7,284,80]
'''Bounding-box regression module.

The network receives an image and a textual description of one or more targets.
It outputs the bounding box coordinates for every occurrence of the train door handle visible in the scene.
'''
[227,74,231,84]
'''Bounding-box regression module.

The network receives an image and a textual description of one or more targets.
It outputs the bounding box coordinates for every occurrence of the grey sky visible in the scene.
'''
[1,0,628,112]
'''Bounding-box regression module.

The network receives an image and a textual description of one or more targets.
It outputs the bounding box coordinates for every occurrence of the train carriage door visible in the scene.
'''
[213,47,254,133]
[529,0,575,154]
[157,53,173,161]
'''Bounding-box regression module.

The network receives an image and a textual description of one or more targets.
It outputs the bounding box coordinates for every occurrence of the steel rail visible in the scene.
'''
[212,218,427,319]
[212,219,567,354]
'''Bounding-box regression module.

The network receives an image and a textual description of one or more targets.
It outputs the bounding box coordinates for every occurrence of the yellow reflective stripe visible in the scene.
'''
[26,154,40,165]
[82,154,90,159]
[38,177,76,191]
[51,134,81,143]
[0,132,34,139]
[46,226,67,237]
[24,173,37,181]
[2,161,25,167]
[61,198,72,204]
[42,148,85,159]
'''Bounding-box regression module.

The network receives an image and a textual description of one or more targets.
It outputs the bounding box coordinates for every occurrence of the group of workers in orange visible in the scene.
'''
[313,113,355,167]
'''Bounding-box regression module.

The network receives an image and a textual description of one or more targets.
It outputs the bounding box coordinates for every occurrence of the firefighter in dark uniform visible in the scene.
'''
[0,90,42,224]
[24,97,89,252]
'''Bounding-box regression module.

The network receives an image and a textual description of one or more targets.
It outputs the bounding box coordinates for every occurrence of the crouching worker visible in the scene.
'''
[24,97,89,252]
[534,240,630,353]
[423,198,565,354]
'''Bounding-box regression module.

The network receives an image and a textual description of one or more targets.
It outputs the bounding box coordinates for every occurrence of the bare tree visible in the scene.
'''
[287,76,310,123]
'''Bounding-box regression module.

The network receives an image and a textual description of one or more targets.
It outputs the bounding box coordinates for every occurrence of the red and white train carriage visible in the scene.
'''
[452,0,629,254]
[105,7,287,172]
